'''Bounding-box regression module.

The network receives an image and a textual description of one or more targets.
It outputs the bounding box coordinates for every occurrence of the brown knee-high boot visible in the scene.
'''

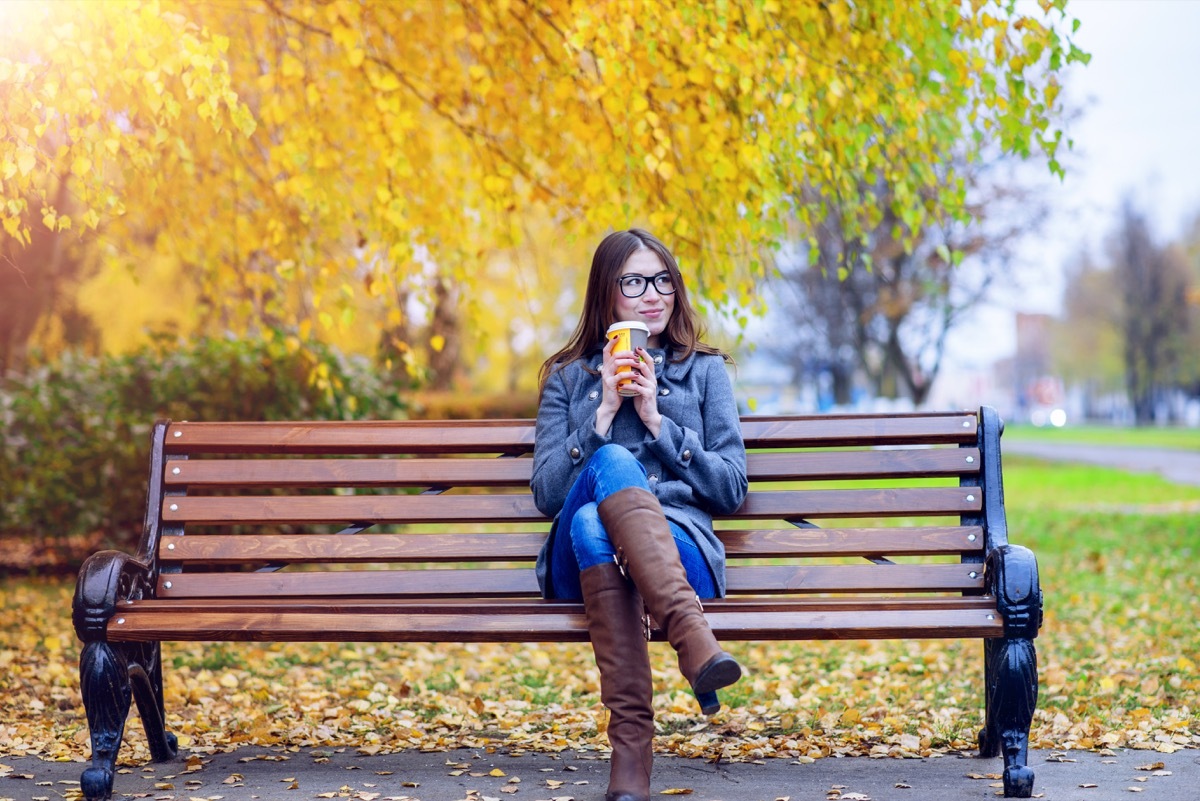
[597,487,742,696]
[580,562,654,801]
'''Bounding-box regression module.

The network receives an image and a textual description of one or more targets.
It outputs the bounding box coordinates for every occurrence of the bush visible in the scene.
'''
[0,333,405,569]
[409,390,540,420]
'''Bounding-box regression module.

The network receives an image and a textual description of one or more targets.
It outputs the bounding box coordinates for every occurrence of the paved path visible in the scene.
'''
[5,746,1199,801]
[1002,440,1200,487]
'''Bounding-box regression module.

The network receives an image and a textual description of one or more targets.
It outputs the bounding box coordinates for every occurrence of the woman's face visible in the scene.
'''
[612,248,675,348]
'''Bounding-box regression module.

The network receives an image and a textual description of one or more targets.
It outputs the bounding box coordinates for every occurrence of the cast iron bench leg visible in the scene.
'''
[74,551,179,800]
[979,543,1043,798]
[131,641,179,762]
[980,637,1038,797]
[79,640,177,801]
[79,641,130,801]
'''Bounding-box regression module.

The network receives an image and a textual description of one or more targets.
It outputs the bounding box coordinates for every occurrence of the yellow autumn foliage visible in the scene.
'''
[0,0,1086,388]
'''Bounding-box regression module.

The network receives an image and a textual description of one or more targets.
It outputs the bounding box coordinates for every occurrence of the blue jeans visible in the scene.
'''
[548,443,718,711]
[548,444,716,599]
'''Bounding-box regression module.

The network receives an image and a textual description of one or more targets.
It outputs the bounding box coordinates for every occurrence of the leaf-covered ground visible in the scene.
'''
[2,459,1198,773]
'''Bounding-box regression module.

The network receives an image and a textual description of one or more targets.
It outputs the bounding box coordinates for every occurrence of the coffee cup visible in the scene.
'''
[606,321,650,396]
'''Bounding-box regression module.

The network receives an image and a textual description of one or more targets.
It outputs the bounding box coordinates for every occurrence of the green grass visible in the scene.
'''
[1003,455,1200,510]
[1002,458,1200,730]
[1004,422,1200,451]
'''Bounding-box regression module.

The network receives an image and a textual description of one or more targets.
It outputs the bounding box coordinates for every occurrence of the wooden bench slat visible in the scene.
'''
[163,413,978,455]
[154,563,982,599]
[161,532,549,563]
[165,420,537,455]
[156,568,543,598]
[718,526,983,557]
[746,448,979,480]
[741,414,978,447]
[106,606,1002,643]
[116,595,1001,615]
[161,494,546,524]
[160,488,981,525]
[733,488,980,519]
[159,527,984,564]
[709,607,1002,640]
[165,458,534,487]
[162,448,982,488]
[726,563,983,593]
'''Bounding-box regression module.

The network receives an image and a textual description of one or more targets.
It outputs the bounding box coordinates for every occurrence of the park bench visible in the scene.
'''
[72,406,1043,800]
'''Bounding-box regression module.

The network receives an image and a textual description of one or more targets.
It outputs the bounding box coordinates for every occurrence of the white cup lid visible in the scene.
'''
[607,321,650,334]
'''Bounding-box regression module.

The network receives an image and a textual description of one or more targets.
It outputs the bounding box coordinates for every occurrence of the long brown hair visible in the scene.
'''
[538,229,729,395]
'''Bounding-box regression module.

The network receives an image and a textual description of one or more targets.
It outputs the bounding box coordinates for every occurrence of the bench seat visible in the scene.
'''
[107,596,1005,642]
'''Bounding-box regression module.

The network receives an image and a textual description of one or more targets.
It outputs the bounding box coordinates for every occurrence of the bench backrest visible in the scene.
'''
[133,408,1007,608]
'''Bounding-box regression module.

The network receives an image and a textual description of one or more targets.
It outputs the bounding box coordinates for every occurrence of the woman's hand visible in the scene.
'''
[628,347,663,437]
[595,340,662,437]
[594,336,627,435]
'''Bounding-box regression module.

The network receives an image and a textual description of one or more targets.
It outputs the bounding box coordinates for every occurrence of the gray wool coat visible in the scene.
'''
[530,347,748,598]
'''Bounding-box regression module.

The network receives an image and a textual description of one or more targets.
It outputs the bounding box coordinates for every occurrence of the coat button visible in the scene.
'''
[659,388,670,396]
[682,449,692,461]
[653,354,663,364]
[588,390,599,400]
[648,474,658,482]
[570,447,581,459]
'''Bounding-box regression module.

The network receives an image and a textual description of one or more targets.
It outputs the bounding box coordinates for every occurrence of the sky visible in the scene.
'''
[944,0,1200,373]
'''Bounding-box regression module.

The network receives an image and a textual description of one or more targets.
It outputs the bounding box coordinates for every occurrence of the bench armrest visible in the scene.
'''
[984,543,1042,640]
[72,550,155,643]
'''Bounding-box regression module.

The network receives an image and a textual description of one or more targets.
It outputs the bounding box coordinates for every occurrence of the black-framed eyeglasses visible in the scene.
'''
[617,271,676,298]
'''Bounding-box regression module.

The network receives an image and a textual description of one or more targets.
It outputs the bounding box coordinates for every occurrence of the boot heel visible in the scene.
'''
[695,689,721,716]
[691,652,742,695]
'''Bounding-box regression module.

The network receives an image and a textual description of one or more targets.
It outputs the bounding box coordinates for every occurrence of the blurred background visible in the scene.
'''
[744,0,1200,426]
[3,0,1198,564]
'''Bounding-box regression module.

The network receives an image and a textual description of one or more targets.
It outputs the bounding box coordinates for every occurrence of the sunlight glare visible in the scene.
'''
[0,0,50,45]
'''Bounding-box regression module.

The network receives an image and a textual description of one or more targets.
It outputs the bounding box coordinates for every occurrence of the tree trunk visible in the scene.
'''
[426,276,462,391]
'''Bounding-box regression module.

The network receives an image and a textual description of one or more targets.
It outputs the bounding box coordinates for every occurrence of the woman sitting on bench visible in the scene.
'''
[530,228,748,801]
